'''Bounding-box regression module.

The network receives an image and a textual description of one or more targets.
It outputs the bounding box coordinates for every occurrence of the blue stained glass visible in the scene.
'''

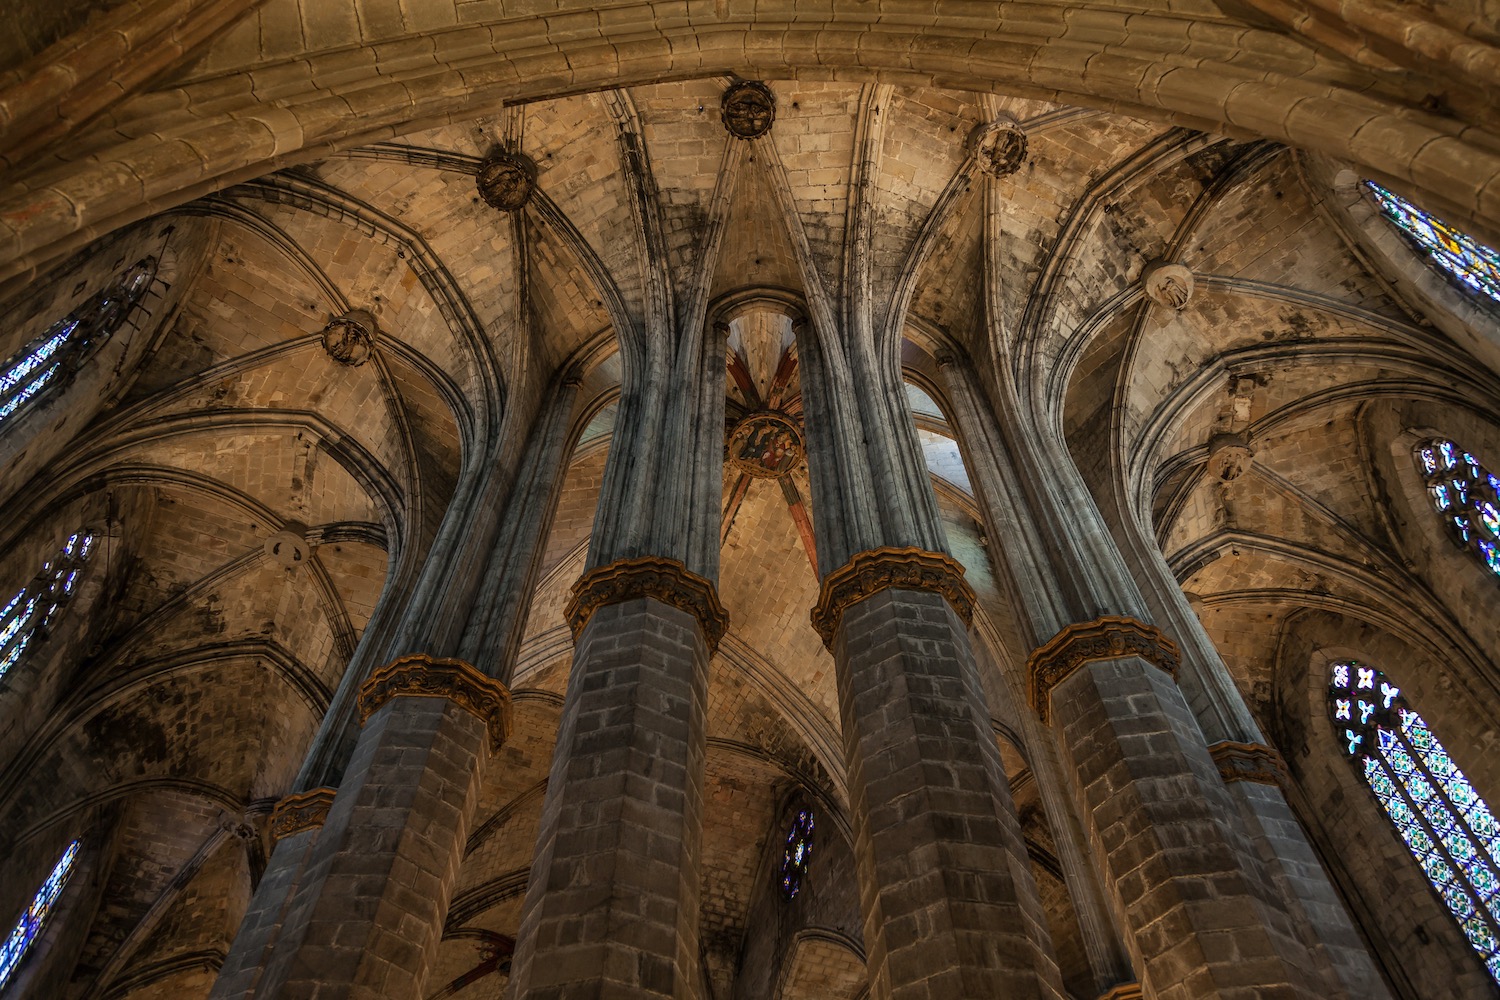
[1334,662,1500,981]
[0,259,155,430]
[780,809,815,900]
[0,840,79,993]
[0,531,95,683]
[1366,182,1500,306]
[1420,439,1500,577]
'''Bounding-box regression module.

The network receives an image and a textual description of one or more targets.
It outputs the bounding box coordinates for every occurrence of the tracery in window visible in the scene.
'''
[780,808,815,900]
[0,257,157,427]
[1364,181,1500,306]
[1329,660,1500,982]
[1415,439,1500,579]
[0,839,79,993]
[0,531,95,681]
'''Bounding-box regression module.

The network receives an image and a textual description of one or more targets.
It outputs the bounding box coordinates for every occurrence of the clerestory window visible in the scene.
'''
[1364,182,1500,307]
[0,840,79,993]
[1415,438,1500,580]
[0,531,95,682]
[1329,660,1500,983]
[0,257,157,428]
[780,808,815,900]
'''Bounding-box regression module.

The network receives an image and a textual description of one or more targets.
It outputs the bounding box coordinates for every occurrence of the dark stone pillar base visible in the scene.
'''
[815,548,1062,1000]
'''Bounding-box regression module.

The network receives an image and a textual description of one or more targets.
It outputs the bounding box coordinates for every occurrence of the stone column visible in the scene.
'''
[507,559,726,999]
[935,354,1135,995]
[223,656,511,1000]
[810,549,1062,1000]
[210,789,335,997]
[1030,618,1325,1000]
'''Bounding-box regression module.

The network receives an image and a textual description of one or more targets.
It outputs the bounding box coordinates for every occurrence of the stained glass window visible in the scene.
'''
[780,809,815,899]
[0,531,95,682]
[1329,660,1500,983]
[1415,439,1500,580]
[0,840,79,993]
[0,258,157,428]
[1364,182,1500,306]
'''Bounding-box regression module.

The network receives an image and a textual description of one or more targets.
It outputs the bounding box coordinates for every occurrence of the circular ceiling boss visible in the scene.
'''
[721,81,776,139]
[476,148,539,211]
[727,410,804,478]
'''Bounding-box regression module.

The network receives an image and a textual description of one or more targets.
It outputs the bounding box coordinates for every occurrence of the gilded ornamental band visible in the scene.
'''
[356,654,513,753]
[1027,616,1180,724]
[566,555,730,653]
[269,786,337,843]
[809,546,976,649]
[1208,740,1290,788]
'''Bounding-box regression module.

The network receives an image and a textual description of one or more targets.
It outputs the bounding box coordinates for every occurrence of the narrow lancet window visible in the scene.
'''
[0,531,95,681]
[0,258,157,427]
[0,840,80,993]
[1364,182,1500,306]
[1329,660,1500,982]
[1416,439,1500,580]
[780,808,815,899]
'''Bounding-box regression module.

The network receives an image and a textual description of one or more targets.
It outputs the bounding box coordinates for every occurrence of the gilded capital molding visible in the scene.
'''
[1208,740,1290,788]
[269,787,336,843]
[1027,616,1180,725]
[1098,983,1143,1000]
[566,556,730,652]
[356,654,513,752]
[809,546,975,648]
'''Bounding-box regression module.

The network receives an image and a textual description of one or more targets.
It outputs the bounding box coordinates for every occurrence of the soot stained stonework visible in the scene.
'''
[0,12,1497,1000]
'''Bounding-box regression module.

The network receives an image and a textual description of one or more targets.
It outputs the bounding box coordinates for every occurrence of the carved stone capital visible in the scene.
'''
[356,654,513,752]
[810,547,975,649]
[1098,983,1143,1000]
[1208,741,1290,788]
[269,787,336,843]
[1028,616,1180,724]
[566,556,730,652]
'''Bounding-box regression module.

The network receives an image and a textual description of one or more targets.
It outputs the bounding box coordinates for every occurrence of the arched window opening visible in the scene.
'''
[0,531,95,681]
[1415,439,1500,580]
[780,808,815,900]
[1328,660,1500,982]
[0,257,157,427]
[1364,182,1500,307]
[0,839,80,993]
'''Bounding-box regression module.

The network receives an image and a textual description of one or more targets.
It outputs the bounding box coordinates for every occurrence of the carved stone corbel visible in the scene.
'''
[1027,616,1180,724]
[269,786,337,843]
[1208,741,1290,788]
[566,556,730,653]
[356,654,513,752]
[809,546,976,649]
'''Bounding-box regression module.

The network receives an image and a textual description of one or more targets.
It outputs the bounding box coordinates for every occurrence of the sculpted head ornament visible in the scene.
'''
[321,308,377,366]
[476,147,538,212]
[721,81,776,139]
[1142,261,1195,310]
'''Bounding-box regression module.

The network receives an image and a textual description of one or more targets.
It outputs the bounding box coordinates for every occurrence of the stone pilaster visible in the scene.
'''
[812,548,1063,1000]
[214,655,509,1000]
[1207,743,1391,999]
[507,557,726,999]
[1030,618,1324,1000]
[211,789,336,999]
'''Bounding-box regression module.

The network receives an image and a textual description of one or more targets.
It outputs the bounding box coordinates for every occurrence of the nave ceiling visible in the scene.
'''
[0,67,1498,999]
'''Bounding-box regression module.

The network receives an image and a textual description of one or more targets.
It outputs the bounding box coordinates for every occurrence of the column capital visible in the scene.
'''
[356,654,513,752]
[1208,740,1290,788]
[269,786,337,843]
[1027,616,1180,724]
[1097,983,1143,1000]
[566,556,729,652]
[810,546,975,648]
